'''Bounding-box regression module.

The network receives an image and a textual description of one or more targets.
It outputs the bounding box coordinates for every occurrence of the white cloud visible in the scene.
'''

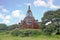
[0,5,9,13]
[33,0,60,8]
[24,3,31,6]
[4,15,11,20]
[2,8,9,13]
[50,5,60,8]
[0,9,25,25]
[11,10,26,22]
[12,10,20,17]
[3,19,10,24]
[34,0,47,7]
[0,13,4,19]
[2,15,11,24]
[48,0,60,8]
[12,10,25,18]
[26,3,31,6]
[0,5,26,25]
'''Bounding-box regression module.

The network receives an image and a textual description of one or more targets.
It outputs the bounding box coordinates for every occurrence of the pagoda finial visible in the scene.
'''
[28,5,30,10]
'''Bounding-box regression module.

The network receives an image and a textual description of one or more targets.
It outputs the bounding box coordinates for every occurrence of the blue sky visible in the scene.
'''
[0,0,60,25]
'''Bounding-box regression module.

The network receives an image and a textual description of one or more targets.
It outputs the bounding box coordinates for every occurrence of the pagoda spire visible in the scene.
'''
[28,5,30,10]
[27,5,33,17]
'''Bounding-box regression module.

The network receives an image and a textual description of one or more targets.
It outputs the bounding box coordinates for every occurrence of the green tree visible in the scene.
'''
[8,24,20,30]
[0,24,7,30]
[41,9,60,35]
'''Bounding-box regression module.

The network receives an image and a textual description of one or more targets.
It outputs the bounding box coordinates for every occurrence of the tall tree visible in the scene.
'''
[0,24,7,30]
[41,9,60,35]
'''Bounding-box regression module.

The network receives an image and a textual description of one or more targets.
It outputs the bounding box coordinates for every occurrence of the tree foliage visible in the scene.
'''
[8,24,20,30]
[42,9,60,21]
[41,9,60,35]
[0,24,7,30]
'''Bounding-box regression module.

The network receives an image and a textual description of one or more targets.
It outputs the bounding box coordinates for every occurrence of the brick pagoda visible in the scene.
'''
[20,5,39,29]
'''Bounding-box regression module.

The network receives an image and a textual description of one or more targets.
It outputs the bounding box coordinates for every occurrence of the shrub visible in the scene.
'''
[11,29,41,37]
[11,29,20,36]
[23,31,31,37]
[21,29,41,37]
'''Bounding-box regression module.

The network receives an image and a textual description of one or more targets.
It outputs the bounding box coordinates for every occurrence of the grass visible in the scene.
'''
[0,34,60,40]
[0,29,60,40]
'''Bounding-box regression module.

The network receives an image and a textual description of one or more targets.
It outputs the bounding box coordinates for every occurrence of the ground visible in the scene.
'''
[0,34,60,40]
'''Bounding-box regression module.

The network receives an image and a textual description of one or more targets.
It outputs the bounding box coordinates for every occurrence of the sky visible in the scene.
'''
[0,0,60,25]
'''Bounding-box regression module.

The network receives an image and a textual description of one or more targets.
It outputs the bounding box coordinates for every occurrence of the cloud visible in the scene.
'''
[47,0,60,8]
[2,19,10,24]
[33,0,60,8]
[2,15,11,24]
[50,5,60,8]
[12,10,20,18]
[12,10,25,18]
[0,6,25,25]
[0,9,26,25]
[0,5,9,13]
[0,12,11,25]
[24,3,31,6]
[34,0,47,7]
[0,13,4,19]
[26,3,31,6]
[2,8,9,13]
[0,6,10,24]
[11,10,26,22]
[4,15,11,20]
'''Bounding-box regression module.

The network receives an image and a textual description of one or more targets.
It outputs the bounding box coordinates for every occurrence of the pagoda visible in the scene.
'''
[20,5,39,29]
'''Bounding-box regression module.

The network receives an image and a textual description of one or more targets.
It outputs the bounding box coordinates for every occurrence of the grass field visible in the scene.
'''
[0,34,60,40]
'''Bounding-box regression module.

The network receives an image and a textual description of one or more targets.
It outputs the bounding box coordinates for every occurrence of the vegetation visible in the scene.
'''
[8,24,20,30]
[0,9,60,40]
[0,34,60,40]
[11,29,41,37]
[41,9,60,35]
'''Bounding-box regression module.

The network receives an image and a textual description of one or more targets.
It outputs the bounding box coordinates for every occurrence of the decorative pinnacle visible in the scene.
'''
[28,5,30,10]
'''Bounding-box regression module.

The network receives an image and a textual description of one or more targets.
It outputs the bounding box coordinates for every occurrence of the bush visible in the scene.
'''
[5,31,10,34]
[23,30,41,37]
[43,29,52,35]
[11,29,41,37]
[31,30,41,36]
[23,30,31,37]
[11,29,20,36]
